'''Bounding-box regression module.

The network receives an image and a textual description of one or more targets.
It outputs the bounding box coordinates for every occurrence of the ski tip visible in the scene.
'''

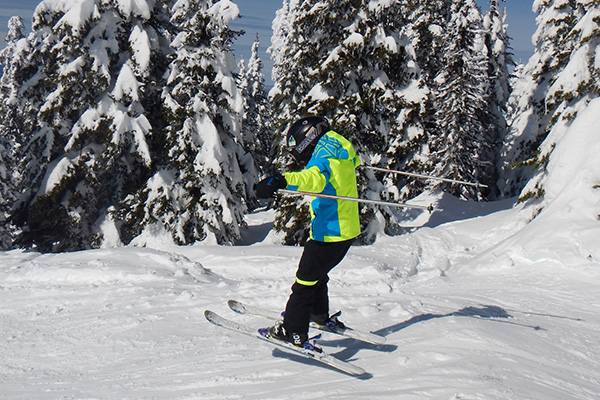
[204,309,218,321]
[227,299,244,313]
[227,299,238,307]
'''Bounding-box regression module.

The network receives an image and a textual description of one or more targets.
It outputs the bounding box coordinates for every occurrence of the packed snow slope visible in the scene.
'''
[1,102,599,399]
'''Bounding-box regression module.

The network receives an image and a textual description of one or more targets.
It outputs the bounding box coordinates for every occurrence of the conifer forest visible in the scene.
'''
[1,0,599,252]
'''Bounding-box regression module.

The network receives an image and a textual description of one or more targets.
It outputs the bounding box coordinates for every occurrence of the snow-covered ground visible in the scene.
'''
[1,195,598,399]
[2,102,600,399]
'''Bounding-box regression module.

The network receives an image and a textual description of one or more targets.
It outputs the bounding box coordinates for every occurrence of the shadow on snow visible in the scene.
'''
[269,304,543,379]
[373,305,544,339]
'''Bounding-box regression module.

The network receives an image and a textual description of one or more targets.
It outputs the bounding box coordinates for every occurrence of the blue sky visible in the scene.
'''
[0,0,536,86]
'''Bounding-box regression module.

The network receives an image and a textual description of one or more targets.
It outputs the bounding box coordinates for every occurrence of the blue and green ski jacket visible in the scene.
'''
[284,130,361,242]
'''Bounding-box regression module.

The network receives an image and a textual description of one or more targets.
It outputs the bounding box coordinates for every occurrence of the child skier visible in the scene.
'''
[254,116,361,347]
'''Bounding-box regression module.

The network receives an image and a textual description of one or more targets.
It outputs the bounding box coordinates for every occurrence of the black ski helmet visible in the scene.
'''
[286,116,330,163]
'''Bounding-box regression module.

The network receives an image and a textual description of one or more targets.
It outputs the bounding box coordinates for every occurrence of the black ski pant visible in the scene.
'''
[283,238,353,334]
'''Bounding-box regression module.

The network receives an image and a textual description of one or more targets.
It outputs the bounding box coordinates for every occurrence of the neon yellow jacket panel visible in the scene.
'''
[284,130,361,242]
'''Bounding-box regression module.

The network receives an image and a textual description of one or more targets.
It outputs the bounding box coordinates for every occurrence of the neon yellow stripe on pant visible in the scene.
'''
[296,277,318,286]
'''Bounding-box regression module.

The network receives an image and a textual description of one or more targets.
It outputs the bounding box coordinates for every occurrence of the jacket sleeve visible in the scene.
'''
[283,165,328,193]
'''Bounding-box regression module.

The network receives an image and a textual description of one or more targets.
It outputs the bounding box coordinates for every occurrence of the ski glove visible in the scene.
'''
[254,173,286,199]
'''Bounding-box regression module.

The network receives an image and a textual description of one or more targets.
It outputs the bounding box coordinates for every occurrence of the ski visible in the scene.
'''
[227,299,386,345]
[204,310,367,376]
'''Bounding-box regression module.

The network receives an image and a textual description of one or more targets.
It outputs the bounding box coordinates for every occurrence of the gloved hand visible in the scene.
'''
[254,173,287,199]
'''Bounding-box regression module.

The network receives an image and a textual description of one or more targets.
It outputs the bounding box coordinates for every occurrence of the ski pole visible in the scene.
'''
[278,189,438,213]
[363,166,488,188]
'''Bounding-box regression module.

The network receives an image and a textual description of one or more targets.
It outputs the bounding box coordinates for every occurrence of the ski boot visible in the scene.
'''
[264,322,310,348]
[312,311,347,331]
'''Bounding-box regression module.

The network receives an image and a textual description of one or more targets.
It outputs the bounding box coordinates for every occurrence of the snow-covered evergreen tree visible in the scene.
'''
[0,126,11,248]
[0,132,10,248]
[483,0,513,197]
[392,1,451,199]
[9,0,175,252]
[269,0,422,243]
[501,0,600,210]
[136,0,254,245]
[240,34,272,175]
[484,0,513,117]
[5,0,258,251]
[0,16,27,111]
[0,16,28,249]
[268,0,293,85]
[421,0,497,200]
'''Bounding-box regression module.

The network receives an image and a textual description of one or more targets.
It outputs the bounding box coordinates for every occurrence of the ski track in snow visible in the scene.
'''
[1,203,599,399]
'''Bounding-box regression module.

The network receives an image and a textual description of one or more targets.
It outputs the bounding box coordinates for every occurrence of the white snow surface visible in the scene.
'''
[2,103,600,398]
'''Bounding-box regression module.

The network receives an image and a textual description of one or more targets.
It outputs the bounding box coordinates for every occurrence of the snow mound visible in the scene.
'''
[490,97,600,271]
[2,247,215,287]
